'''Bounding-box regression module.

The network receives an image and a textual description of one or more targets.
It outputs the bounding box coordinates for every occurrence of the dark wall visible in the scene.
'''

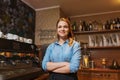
[0,0,35,41]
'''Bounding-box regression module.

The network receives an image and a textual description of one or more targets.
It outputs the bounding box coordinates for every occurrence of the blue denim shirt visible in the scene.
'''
[42,40,81,73]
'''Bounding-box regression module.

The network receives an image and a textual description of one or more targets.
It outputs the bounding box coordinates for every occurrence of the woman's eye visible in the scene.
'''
[64,26,68,28]
[58,26,62,28]
[58,25,68,28]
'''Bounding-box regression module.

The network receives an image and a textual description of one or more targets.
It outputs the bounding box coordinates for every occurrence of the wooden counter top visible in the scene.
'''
[79,68,120,73]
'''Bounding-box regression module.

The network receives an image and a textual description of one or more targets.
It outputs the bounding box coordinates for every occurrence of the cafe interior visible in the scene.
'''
[0,0,120,80]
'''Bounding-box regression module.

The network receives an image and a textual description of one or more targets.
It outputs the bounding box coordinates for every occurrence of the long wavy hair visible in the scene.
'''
[56,18,74,46]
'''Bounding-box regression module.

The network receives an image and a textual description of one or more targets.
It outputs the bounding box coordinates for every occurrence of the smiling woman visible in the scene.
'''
[42,18,81,80]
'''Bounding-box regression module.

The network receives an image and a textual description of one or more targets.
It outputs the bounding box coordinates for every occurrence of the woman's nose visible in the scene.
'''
[61,27,65,30]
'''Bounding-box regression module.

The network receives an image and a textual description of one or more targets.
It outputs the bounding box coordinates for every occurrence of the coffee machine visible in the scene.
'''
[0,38,43,80]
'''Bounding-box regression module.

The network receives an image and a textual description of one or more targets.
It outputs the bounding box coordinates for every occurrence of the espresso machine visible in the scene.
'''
[0,38,43,80]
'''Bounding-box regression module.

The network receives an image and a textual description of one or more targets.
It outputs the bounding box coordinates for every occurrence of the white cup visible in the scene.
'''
[19,37,24,42]
[23,38,27,43]
[6,33,13,40]
[26,39,33,44]
[0,31,3,38]
[13,34,19,40]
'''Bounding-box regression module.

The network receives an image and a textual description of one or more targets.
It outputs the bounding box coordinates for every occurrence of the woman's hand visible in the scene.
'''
[46,62,70,72]
[53,62,70,73]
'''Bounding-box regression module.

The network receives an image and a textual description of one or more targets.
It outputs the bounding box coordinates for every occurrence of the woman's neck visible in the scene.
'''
[58,38,68,45]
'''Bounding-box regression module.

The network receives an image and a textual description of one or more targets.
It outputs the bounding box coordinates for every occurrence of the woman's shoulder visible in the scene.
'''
[72,40,81,50]
[73,40,80,45]
[47,42,56,48]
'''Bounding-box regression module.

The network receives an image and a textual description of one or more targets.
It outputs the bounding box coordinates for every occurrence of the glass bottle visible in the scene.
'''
[82,21,87,31]
[116,17,120,29]
[78,20,83,32]
[88,21,93,31]
[105,20,110,30]
[72,21,77,31]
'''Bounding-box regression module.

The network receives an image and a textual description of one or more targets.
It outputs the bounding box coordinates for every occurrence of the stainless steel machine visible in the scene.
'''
[0,38,43,80]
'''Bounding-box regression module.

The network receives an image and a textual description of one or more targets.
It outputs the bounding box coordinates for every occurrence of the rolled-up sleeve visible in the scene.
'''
[70,42,81,73]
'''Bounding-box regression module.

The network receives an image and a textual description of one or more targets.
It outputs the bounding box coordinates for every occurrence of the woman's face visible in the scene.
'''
[57,21,69,39]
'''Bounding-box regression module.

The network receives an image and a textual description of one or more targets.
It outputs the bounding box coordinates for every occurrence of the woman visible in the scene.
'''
[42,18,81,80]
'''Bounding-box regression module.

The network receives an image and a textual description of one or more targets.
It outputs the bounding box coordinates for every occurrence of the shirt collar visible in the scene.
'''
[54,39,69,45]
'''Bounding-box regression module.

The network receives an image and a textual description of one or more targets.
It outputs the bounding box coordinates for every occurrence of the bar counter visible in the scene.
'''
[78,68,120,80]
[79,68,120,72]
[0,67,44,80]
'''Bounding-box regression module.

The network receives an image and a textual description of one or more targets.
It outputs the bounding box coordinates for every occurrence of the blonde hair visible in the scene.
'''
[56,18,74,46]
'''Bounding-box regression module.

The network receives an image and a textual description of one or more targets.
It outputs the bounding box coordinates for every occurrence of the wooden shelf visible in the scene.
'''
[74,29,120,34]
[88,46,120,49]
[74,29,120,50]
